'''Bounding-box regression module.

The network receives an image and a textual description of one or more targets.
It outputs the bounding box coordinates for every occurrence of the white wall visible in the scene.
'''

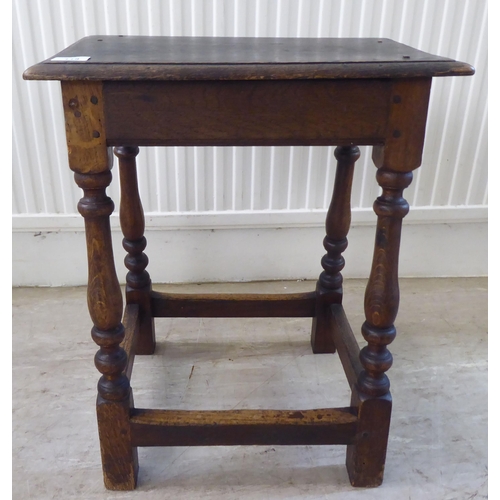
[12,0,488,286]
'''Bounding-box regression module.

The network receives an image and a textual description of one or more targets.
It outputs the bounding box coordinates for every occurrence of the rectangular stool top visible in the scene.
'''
[23,36,474,81]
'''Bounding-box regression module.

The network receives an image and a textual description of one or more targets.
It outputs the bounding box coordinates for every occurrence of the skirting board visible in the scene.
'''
[12,209,487,286]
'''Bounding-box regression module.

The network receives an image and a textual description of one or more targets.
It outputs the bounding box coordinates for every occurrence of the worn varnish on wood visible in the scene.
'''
[23,36,474,491]
[130,407,358,447]
[23,36,473,81]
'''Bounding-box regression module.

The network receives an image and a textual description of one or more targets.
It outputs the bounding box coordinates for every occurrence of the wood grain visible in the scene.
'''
[311,145,360,354]
[330,304,363,390]
[372,78,432,172]
[23,36,475,82]
[121,304,139,381]
[150,290,316,318]
[347,167,412,486]
[346,392,392,487]
[103,80,390,147]
[130,407,358,447]
[64,81,137,490]
[96,394,138,491]
[61,81,111,174]
[116,146,155,354]
[357,169,413,398]
[25,35,475,491]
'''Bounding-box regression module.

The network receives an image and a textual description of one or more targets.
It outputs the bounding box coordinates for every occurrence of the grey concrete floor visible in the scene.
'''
[13,278,487,499]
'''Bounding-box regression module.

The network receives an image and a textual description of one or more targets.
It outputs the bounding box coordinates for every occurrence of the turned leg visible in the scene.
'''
[62,81,138,490]
[75,170,138,490]
[346,168,412,487]
[115,146,155,355]
[345,78,432,486]
[311,145,360,353]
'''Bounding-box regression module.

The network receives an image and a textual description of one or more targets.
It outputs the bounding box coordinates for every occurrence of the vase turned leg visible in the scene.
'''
[346,168,412,487]
[61,81,138,490]
[311,145,360,353]
[115,146,155,355]
[75,170,138,490]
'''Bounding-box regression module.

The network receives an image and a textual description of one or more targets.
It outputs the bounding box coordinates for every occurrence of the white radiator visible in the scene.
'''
[12,0,488,285]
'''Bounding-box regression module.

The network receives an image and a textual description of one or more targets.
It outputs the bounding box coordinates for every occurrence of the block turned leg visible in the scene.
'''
[311,145,360,353]
[346,168,412,487]
[115,146,155,355]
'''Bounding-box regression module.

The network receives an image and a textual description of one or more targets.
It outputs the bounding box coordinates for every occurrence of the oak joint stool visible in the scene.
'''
[23,36,474,490]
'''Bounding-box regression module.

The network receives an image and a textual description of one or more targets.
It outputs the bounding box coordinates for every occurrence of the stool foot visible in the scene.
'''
[346,393,392,487]
[97,393,138,491]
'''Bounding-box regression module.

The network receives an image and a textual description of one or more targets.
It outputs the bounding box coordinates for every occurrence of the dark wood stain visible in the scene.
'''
[22,35,474,491]
[103,79,390,147]
[330,304,363,389]
[150,290,316,318]
[311,145,360,354]
[23,36,474,81]
[116,146,156,355]
[130,407,358,447]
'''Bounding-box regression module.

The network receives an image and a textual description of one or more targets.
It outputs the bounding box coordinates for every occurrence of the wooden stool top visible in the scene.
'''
[23,36,474,82]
